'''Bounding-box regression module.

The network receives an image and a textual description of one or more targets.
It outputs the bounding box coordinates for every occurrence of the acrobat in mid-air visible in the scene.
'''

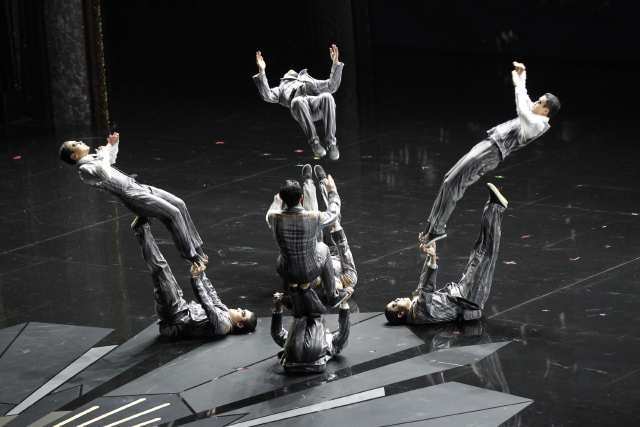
[59,132,208,274]
[253,44,344,160]
[421,61,561,245]
[134,221,256,338]
[269,165,355,373]
[386,183,507,325]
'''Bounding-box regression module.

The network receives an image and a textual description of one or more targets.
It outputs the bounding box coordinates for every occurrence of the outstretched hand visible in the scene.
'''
[256,51,266,72]
[273,292,284,310]
[107,132,119,145]
[418,238,437,258]
[329,44,340,64]
[512,61,526,75]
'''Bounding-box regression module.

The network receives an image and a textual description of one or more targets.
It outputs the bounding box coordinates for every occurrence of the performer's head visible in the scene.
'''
[279,179,303,208]
[59,140,91,165]
[228,308,258,334]
[384,297,413,325]
[532,93,561,119]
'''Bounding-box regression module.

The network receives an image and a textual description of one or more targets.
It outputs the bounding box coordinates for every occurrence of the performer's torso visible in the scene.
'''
[487,117,548,159]
[273,212,322,282]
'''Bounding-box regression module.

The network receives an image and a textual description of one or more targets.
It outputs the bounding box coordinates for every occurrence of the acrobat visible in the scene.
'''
[134,221,256,338]
[421,62,560,244]
[59,132,207,273]
[253,45,344,160]
[386,183,508,324]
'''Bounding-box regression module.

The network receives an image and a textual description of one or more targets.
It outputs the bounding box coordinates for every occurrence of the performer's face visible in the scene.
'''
[64,140,91,161]
[386,297,412,314]
[532,95,550,116]
[229,308,253,330]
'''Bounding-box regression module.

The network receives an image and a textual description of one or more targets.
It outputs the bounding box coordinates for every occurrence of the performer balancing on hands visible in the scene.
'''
[420,61,560,245]
[253,44,344,160]
[134,221,256,338]
[59,132,208,274]
[386,183,507,325]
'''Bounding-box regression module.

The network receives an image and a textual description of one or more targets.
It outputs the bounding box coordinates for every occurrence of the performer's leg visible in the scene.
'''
[128,190,200,262]
[456,199,505,309]
[331,228,357,288]
[133,223,189,322]
[329,307,350,355]
[146,186,204,251]
[425,140,501,236]
[308,93,337,146]
[318,242,341,306]
[301,176,319,212]
[308,93,338,159]
[290,96,320,147]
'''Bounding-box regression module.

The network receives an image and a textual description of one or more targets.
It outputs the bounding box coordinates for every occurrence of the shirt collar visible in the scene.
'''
[76,153,98,166]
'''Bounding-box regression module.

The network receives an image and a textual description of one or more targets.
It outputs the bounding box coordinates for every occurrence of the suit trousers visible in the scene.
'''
[290,93,337,146]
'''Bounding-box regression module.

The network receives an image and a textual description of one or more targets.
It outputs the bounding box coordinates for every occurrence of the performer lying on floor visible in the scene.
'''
[59,132,207,274]
[421,61,560,245]
[253,45,343,160]
[386,183,508,325]
[266,166,350,316]
[134,221,256,338]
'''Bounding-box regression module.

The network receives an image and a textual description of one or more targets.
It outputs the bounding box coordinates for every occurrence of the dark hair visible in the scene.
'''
[233,311,257,334]
[384,306,408,325]
[543,93,561,118]
[279,179,303,208]
[59,142,76,165]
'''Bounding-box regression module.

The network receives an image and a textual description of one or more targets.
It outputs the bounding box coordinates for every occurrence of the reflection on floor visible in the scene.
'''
[0,316,529,426]
[1,77,640,425]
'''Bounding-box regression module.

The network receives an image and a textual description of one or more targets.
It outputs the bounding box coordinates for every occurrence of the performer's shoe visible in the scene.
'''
[311,141,327,158]
[327,143,340,161]
[313,164,327,181]
[130,216,149,231]
[487,183,508,208]
[301,164,313,180]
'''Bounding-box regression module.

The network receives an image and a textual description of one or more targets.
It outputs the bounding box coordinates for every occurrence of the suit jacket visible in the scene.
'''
[253,62,344,108]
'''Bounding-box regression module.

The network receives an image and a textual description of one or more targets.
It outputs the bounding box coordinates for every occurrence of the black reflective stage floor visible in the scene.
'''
[1,74,639,426]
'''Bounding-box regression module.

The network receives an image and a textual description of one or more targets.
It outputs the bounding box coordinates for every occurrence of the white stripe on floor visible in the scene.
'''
[75,398,147,427]
[52,405,100,427]
[229,387,386,427]
[103,403,170,427]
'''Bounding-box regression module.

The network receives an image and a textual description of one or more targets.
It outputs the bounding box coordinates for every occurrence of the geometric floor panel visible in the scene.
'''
[3,315,530,426]
[0,322,112,417]
[232,382,532,427]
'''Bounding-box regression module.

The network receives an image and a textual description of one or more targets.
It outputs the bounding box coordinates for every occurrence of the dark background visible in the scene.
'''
[2,0,638,131]
[100,0,638,125]
[2,3,640,425]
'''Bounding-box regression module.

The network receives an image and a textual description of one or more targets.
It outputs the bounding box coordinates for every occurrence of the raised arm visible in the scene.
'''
[511,62,547,139]
[318,175,341,228]
[252,51,281,103]
[309,44,344,94]
[266,193,284,229]
[270,292,288,347]
[415,243,439,300]
[190,273,232,335]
